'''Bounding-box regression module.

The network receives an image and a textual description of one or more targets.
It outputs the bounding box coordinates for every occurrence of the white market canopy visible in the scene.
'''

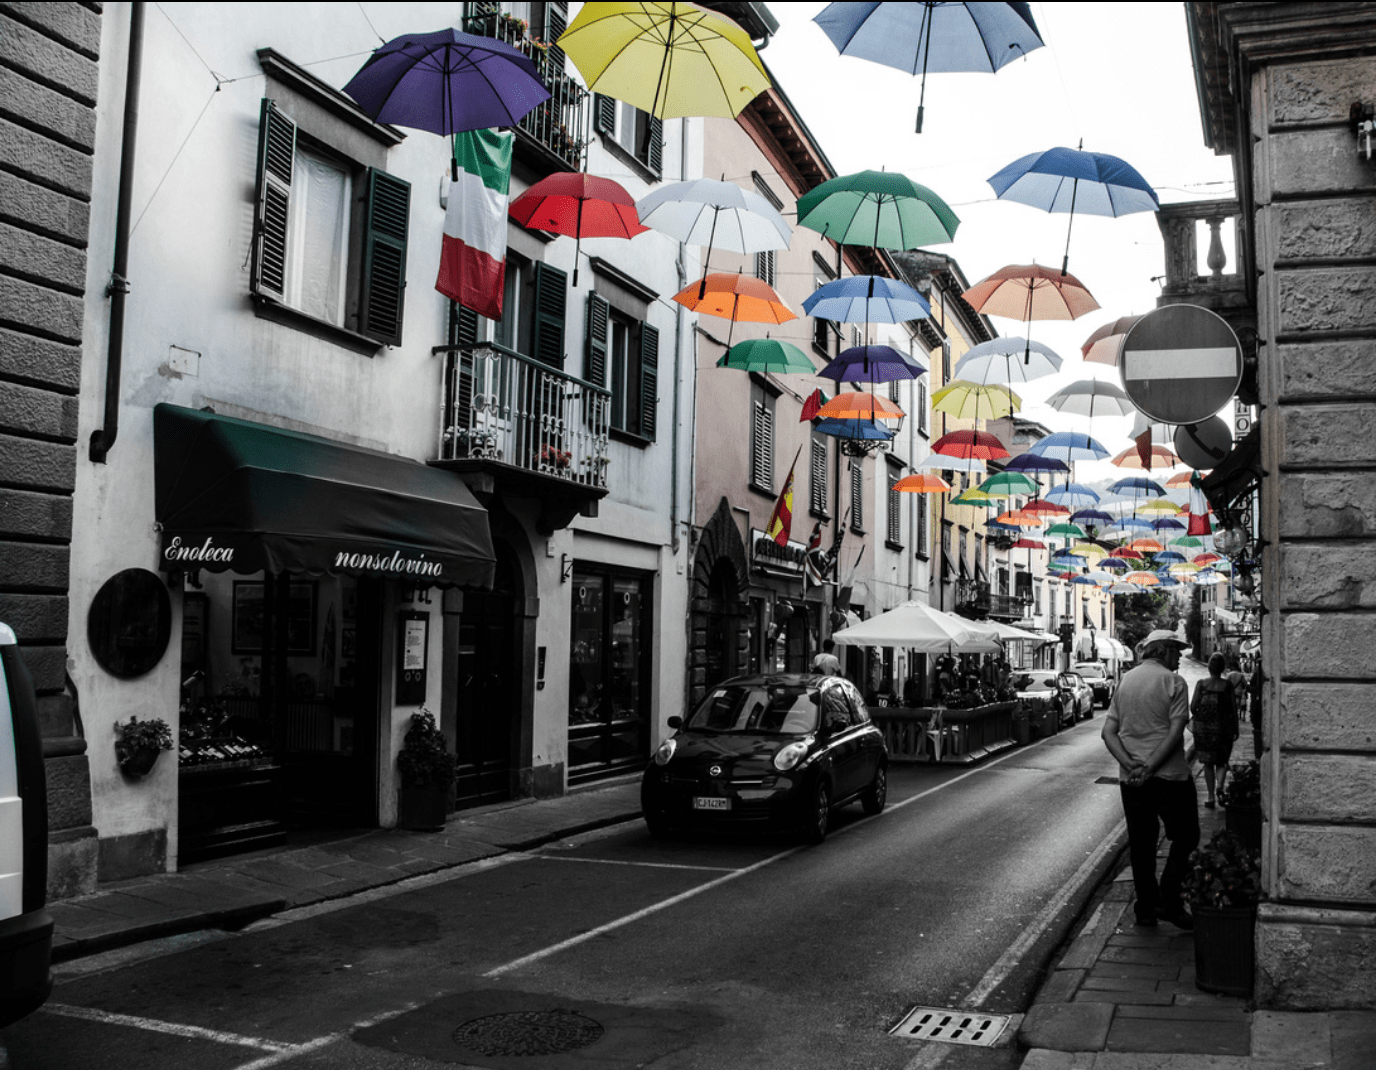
[831,601,1000,654]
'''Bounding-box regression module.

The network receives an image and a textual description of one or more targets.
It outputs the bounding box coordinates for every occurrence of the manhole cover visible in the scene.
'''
[453,1010,604,1057]
[890,1007,1009,1047]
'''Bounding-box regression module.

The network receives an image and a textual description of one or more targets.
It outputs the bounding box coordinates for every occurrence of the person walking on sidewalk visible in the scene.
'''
[811,639,841,677]
[1191,651,1239,808]
[1101,629,1199,930]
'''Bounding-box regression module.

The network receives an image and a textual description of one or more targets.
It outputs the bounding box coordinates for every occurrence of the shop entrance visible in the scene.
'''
[453,545,520,808]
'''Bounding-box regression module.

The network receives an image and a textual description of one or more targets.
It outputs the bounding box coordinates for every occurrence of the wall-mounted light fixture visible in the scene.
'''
[560,553,573,583]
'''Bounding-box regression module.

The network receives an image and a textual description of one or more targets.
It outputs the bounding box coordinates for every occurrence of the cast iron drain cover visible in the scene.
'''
[452,1010,604,1057]
[890,1007,1009,1047]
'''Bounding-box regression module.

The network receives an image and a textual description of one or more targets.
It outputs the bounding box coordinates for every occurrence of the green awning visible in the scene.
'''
[154,404,494,588]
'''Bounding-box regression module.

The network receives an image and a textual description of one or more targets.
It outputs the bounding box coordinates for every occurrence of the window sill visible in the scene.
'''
[749,481,775,500]
[609,427,651,449]
[596,132,660,184]
[251,293,385,355]
[914,550,930,560]
[885,540,904,552]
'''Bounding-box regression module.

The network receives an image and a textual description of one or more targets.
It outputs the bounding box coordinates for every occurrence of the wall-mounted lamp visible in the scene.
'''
[1351,102,1375,160]
[560,553,573,583]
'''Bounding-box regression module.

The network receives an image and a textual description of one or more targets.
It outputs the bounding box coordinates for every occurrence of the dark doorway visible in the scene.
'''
[454,544,521,808]
[703,559,740,692]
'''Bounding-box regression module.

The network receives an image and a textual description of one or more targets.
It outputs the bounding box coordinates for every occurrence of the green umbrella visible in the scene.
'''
[1045,522,1086,539]
[977,470,1038,497]
[796,170,959,250]
[716,337,815,374]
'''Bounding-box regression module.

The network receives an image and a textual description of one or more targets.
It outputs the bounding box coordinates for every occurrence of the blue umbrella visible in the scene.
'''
[804,275,931,324]
[988,145,1159,273]
[818,345,926,385]
[1099,557,1129,572]
[1027,431,1108,463]
[814,417,895,442]
[1071,508,1114,527]
[814,2,1045,132]
[1152,517,1186,532]
[1108,476,1167,498]
[344,29,550,178]
[1044,481,1100,509]
[1006,453,1068,475]
[1112,516,1156,532]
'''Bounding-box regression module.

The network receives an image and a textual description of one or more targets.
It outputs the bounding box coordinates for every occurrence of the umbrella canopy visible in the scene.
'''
[1071,507,1115,528]
[978,471,1038,497]
[558,1,771,120]
[1045,522,1086,539]
[894,472,951,493]
[996,509,1044,527]
[818,391,905,421]
[814,1,1045,132]
[830,599,999,653]
[1045,482,1101,509]
[509,172,648,285]
[716,337,814,374]
[963,263,1100,321]
[913,451,985,473]
[1022,498,1070,517]
[1082,314,1144,365]
[819,345,926,384]
[1028,431,1109,463]
[1124,571,1161,587]
[814,417,895,442]
[635,177,791,253]
[931,428,1009,462]
[1128,538,1165,553]
[1152,517,1187,531]
[344,28,551,144]
[1136,498,1182,515]
[1006,452,1069,476]
[1112,441,1181,470]
[987,146,1159,273]
[1045,379,1135,421]
[1166,470,1203,487]
[1099,556,1129,572]
[1108,475,1167,498]
[931,380,1020,420]
[796,170,959,249]
[949,488,997,507]
[953,337,1063,384]
[804,274,931,324]
[672,273,796,326]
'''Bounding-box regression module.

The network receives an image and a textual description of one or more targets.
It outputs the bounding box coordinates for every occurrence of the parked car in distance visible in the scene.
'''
[1012,669,1075,728]
[1060,670,1096,720]
[1073,661,1115,708]
[640,673,888,844]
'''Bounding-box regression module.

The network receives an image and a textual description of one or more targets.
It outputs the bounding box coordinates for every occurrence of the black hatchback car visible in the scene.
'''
[640,673,888,844]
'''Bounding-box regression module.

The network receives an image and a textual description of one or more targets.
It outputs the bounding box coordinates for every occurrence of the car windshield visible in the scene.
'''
[685,684,821,735]
[1014,672,1057,692]
[1076,665,1106,679]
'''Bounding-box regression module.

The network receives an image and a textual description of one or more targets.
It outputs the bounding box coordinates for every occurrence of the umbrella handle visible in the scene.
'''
[1061,177,1080,276]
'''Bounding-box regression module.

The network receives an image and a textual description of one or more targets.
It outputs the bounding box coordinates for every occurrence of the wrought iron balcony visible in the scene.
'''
[435,343,610,532]
[956,579,1030,621]
[463,10,588,171]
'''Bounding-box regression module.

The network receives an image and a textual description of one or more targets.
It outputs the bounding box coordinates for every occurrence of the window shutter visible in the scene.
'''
[252,98,296,301]
[917,379,928,432]
[449,301,479,433]
[917,493,928,555]
[594,93,616,135]
[810,436,827,514]
[546,2,568,76]
[751,400,772,490]
[647,116,663,173]
[584,292,608,386]
[449,301,479,348]
[888,472,901,544]
[639,321,658,440]
[360,168,410,345]
[755,248,776,288]
[531,261,567,367]
[851,462,863,531]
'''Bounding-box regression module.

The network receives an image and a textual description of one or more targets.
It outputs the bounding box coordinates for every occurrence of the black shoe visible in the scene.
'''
[1156,907,1194,930]
[1133,912,1158,927]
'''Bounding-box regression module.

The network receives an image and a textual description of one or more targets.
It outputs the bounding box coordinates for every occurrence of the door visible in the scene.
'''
[454,547,520,808]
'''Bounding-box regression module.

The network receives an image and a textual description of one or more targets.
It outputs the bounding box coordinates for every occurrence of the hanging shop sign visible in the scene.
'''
[750,528,806,577]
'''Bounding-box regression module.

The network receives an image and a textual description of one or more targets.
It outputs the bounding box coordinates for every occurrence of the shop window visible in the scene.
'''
[585,291,658,441]
[594,93,662,175]
[252,98,410,346]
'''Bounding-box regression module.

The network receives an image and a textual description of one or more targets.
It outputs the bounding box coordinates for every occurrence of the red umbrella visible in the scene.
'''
[800,387,830,422]
[931,428,1009,462]
[509,173,648,284]
[1022,498,1070,517]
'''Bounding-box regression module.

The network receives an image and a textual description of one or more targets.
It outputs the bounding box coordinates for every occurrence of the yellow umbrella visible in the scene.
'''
[1136,499,1182,515]
[1070,542,1108,558]
[931,380,1020,420]
[558,2,771,121]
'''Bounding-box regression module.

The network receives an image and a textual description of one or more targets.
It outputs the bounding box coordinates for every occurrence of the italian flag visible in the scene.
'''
[436,129,512,320]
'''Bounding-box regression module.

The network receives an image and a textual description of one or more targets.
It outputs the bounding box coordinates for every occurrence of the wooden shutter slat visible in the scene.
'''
[253,98,296,301]
[639,321,658,440]
[585,292,608,386]
[531,261,567,368]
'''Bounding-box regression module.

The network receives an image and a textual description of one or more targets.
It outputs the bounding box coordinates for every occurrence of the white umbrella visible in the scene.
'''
[912,450,986,473]
[953,336,1063,384]
[635,177,792,255]
[831,600,999,654]
[1045,379,1136,421]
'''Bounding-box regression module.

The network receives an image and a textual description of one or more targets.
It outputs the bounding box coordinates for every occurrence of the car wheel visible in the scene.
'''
[803,779,831,844]
[861,764,887,815]
[643,808,672,840]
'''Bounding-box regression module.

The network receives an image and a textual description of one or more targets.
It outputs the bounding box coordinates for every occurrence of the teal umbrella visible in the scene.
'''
[716,338,815,374]
[796,170,959,249]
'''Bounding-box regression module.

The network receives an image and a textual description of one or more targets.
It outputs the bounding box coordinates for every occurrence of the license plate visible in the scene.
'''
[693,796,730,811]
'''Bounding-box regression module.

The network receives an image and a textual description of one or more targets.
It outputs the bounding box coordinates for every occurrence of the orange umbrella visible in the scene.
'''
[1124,571,1161,587]
[1127,538,1164,553]
[996,509,1044,527]
[818,391,905,421]
[894,473,951,493]
[1165,470,1201,488]
[673,272,796,325]
[1112,442,1180,470]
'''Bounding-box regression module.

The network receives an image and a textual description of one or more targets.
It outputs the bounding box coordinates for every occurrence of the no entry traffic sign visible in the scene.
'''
[1119,305,1243,426]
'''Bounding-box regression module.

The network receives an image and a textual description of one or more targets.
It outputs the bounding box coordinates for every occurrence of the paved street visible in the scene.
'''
[5,717,1127,1070]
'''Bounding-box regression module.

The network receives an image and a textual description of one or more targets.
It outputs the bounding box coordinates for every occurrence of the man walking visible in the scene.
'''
[1101,629,1199,929]
[811,638,841,677]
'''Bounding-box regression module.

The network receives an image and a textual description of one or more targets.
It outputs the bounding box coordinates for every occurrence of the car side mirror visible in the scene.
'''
[667,715,682,729]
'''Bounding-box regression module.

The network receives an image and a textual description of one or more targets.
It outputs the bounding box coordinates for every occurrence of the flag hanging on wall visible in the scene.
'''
[765,448,801,547]
[804,520,826,587]
[436,128,513,319]
[1187,470,1213,536]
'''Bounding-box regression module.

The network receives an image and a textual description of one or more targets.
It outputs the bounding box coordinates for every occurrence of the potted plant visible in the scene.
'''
[1181,828,1262,997]
[115,715,174,777]
[396,708,455,830]
[1220,758,1262,850]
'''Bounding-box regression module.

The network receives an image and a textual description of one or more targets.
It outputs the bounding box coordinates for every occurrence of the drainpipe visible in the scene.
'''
[670,114,689,555]
[90,1,145,464]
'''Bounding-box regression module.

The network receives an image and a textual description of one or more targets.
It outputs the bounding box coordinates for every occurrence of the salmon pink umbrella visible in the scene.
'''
[1112,442,1181,471]
[1082,314,1144,365]
[509,172,648,285]
[963,264,1099,363]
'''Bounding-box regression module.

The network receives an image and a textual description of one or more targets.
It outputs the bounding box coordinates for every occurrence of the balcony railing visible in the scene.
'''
[438,343,611,490]
[1155,199,1250,313]
[463,10,588,171]
[956,579,1030,621]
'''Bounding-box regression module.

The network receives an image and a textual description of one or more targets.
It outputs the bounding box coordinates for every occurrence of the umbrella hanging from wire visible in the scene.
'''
[987,145,1160,274]
[931,381,1020,421]
[1046,483,1101,510]
[953,336,1062,384]
[1044,379,1135,423]
[636,177,792,286]
[716,337,815,374]
[962,264,1100,362]
[931,428,1010,463]
[509,173,648,285]
[1111,442,1180,471]
[894,472,951,494]
[813,2,1045,132]
[673,272,795,345]
[796,170,960,249]
[1005,452,1069,476]
[1082,314,1143,365]
[818,345,926,385]
[1027,430,1109,464]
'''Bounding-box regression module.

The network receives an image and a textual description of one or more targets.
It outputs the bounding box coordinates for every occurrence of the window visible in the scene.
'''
[1015,570,1032,603]
[889,378,901,403]
[753,174,780,287]
[917,378,928,433]
[998,567,1010,597]
[1035,578,1043,614]
[958,527,969,578]
[252,98,410,346]
[916,492,929,557]
[809,434,828,516]
[850,461,864,531]
[1064,587,1072,616]
[812,255,834,355]
[886,465,902,548]
[585,291,657,440]
[941,520,953,579]
[750,383,775,492]
[594,93,662,174]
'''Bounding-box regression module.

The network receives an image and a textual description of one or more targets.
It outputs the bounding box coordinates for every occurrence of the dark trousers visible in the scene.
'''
[1120,777,1200,919]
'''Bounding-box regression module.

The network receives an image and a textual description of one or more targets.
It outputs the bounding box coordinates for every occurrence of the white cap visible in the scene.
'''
[1143,628,1188,648]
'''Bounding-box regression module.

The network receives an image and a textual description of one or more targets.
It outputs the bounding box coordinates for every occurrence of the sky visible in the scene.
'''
[756,2,1238,481]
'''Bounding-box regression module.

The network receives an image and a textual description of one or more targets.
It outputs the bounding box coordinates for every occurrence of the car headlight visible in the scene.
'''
[653,738,676,766]
[773,740,810,772]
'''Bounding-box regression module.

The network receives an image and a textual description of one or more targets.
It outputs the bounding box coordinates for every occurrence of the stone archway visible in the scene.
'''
[688,498,750,709]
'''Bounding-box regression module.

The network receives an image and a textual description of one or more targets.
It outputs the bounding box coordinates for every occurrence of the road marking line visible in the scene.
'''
[531,854,736,872]
[42,1003,292,1051]
[963,817,1127,1008]
[486,739,1061,979]
[232,1036,336,1069]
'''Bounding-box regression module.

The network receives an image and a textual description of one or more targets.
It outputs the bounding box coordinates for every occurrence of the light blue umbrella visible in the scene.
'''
[1028,431,1108,463]
[1108,476,1167,498]
[804,275,931,323]
[1045,482,1100,509]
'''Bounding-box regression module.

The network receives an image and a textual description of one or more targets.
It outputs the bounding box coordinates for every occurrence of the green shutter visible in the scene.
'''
[546,2,568,78]
[531,261,567,368]
[639,322,659,440]
[252,98,295,301]
[450,302,479,348]
[585,292,608,386]
[360,168,410,345]
[647,115,663,174]
[594,93,615,135]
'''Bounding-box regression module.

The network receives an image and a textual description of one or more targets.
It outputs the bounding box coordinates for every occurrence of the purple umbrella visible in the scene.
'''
[344,29,550,175]
[818,345,926,385]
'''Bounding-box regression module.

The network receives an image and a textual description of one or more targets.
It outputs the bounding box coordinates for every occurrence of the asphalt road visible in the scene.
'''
[7,713,1141,1070]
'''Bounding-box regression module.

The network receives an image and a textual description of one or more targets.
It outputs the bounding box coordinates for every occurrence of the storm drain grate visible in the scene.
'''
[890,1007,1010,1047]
[452,1010,604,1057]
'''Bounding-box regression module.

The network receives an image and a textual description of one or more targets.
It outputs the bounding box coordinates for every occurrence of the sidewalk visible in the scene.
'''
[47,779,644,963]
[1017,804,1376,1070]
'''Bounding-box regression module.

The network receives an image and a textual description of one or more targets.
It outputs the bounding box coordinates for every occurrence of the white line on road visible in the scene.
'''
[41,1003,293,1051]
[531,854,737,872]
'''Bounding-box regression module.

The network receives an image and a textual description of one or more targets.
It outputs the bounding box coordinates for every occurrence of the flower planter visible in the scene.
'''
[1193,903,1256,998]
[397,786,450,831]
[1225,803,1263,851]
[117,744,163,778]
